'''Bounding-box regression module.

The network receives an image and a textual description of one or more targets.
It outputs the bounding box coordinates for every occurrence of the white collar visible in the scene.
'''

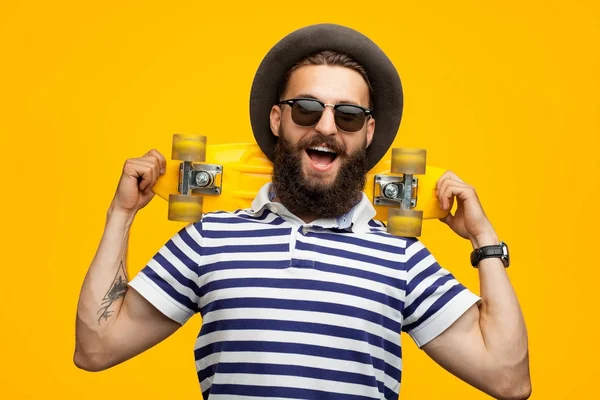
[249,183,376,233]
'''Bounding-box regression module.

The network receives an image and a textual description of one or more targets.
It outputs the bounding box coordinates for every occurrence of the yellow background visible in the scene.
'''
[1,1,598,399]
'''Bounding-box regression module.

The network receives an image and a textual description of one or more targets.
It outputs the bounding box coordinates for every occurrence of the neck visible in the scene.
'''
[272,195,319,224]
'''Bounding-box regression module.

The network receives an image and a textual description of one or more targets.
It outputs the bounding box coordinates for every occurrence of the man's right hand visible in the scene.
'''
[111,149,167,214]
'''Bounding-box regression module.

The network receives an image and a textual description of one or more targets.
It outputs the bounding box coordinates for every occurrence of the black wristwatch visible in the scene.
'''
[470,241,510,268]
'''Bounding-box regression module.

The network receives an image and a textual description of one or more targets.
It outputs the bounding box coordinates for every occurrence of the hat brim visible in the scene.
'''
[249,23,403,170]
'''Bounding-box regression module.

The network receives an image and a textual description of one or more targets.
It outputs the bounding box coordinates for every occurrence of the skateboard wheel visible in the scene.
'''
[391,148,426,175]
[168,194,203,222]
[172,134,207,162]
[387,208,424,237]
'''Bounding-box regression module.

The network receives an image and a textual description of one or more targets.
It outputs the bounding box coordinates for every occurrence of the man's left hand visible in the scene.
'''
[436,171,497,247]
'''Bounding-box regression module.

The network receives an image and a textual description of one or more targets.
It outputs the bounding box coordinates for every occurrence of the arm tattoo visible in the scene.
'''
[97,260,129,325]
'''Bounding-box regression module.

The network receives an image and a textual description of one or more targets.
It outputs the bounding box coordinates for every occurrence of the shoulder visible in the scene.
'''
[361,222,435,266]
[363,220,422,250]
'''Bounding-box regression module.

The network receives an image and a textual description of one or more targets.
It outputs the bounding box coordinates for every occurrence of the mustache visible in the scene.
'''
[296,133,346,156]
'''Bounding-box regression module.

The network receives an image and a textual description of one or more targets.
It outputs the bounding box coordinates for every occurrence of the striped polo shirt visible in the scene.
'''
[129,183,480,399]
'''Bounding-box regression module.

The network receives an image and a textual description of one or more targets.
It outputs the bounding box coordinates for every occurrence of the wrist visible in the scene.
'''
[470,232,499,249]
[107,202,137,227]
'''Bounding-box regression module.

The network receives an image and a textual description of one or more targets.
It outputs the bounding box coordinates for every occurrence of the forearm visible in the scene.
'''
[472,235,530,382]
[74,203,136,369]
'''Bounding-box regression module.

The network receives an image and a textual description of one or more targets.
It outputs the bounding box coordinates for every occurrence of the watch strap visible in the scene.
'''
[470,242,508,267]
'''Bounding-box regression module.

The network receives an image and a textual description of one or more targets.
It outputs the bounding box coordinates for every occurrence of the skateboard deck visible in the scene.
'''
[152,134,449,236]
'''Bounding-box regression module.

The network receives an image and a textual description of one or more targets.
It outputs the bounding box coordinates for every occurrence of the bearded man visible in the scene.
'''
[74,24,531,400]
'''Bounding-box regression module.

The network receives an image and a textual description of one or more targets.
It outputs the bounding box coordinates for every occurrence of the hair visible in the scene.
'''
[279,50,375,108]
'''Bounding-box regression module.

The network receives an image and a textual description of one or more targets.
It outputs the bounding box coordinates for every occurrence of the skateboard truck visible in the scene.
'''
[380,148,427,237]
[373,174,418,210]
[178,161,223,196]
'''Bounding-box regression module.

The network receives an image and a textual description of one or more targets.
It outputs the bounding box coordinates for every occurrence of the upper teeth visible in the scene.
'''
[309,146,336,153]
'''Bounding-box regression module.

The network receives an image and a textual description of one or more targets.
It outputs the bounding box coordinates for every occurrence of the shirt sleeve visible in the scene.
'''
[401,238,480,347]
[128,221,204,325]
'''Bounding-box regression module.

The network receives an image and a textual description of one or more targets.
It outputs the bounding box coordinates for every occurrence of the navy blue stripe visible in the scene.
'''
[208,383,378,400]
[199,262,290,283]
[194,340,396,377]
[298,241,401,271]
[288,252,405,294]
[197,364,215,390]
[200,297,401,334]
[178,225,203,256]
[152,252,202,298]
[200,277,404,312]
[303,259,406,299]
[403,283,466,332]
[202,215,261,224]
[233,210,270,219]
[370,231,419,244]
[202,227,291,239]
[404,274,455,319]
[200,319,402,358]
[198,363,379,392]
[206,209,267,218]
[313,231,406,255]
[407,264,443,296]
[369,231,395,239]
[404,246,433,271]
[368,220,385,227]
[384,383,401,400]
[202,215,285,225]
[140,267,199,313]
[164,240,198,273]
[202,243,289,256]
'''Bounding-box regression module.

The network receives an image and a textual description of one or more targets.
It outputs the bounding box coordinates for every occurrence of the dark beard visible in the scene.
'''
[271,130,369,220]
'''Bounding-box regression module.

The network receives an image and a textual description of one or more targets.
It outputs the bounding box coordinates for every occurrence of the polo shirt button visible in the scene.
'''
[302,227,308,234]
[270,205,278,213]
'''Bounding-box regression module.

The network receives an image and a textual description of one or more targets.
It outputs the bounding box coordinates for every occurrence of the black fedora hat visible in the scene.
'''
[249,23,403,170]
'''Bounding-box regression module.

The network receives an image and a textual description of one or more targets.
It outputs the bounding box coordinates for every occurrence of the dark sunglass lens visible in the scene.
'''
[292,100,323,126]
[335,105,366,132]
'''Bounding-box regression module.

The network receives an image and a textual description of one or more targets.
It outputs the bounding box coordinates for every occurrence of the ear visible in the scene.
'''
[270,105,282,137]
[365,116,375,147]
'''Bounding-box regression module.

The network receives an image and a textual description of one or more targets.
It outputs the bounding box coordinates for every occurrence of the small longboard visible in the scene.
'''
[153,134,449,236]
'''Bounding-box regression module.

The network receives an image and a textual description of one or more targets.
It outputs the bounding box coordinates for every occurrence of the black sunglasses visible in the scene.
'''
[277,98,373,133]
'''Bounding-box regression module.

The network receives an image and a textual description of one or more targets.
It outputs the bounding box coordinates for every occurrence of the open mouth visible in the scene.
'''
[306,145,339,168]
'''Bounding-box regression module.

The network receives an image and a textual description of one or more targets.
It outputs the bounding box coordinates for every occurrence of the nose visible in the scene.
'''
[314,105,337,136]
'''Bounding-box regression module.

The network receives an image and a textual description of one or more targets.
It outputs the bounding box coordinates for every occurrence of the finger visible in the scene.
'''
[146,149,167,174]
[140,155,162,180]
[137,166,155,192]
[436,171,462,205]
[443,170,465,184]
[124,159,155,192]
[436,170,459,190]
[135,159,160,192]
[438,179,469,210]
[442,183,481,217]
[439,181,474,210]
[436,171,449,193]
[436,170,466,194]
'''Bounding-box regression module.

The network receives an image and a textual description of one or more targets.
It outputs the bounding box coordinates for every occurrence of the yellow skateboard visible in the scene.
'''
[152,134,449,237]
